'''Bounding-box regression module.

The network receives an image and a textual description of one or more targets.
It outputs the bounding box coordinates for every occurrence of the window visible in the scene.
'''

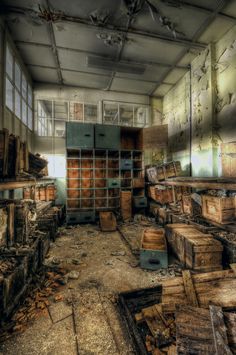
[103,101,149,127]
[5,42,33,130]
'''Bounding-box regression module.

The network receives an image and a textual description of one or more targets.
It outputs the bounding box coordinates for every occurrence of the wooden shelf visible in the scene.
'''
[158,177,236,190]
[0,179,36,191]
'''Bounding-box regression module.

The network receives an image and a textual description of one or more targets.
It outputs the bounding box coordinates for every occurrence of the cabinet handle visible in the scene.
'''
[84,134,91,137]
[148,259,160,265]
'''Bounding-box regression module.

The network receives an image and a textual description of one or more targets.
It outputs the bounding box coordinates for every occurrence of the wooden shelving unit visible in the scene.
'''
[66,123,145,223]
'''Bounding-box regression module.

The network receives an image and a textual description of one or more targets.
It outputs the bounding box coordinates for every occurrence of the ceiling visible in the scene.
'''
[2,0,236,96]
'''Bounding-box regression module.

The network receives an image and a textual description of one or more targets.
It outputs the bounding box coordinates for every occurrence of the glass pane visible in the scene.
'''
[28,107,33,130]
[103,102,118,125]
[22,74,27,99]
[54,120,65,137]
[54,101,68,120]
[84,104,97,123]
[5,77,13,111]
[6,44,13,79]
[37,118,53,136]
[15,61,21,90]
[69,102,83,121]
[134,106,147,127]
[22,99,27,125]
[14,89,21,119]
[28,85,33,108]
[38,100,53,118]
[120,104,133,126]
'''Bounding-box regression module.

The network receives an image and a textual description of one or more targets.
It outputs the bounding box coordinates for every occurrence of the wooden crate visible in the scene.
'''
[202,195,236,224]
[176,305,236,354]
[148,185,173,205]
[132,178,145,188]
[46,185,56,201]
[140,228,168,270]
[221,141,236,177]
[120,191,132,221]
[165,161,181,178]
[165,224,223,271]
[99,211,117,232]
[39,186,46,201]
[161,268,236,312]
[181,194,192,214]
[0,208,8,247]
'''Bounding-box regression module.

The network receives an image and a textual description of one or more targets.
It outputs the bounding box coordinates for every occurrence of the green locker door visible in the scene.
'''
[66,122,94,148]
[95,125,120,149]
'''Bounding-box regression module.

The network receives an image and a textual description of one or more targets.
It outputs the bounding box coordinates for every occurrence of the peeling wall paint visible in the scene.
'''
[162,72,191,175]
[157,24,236,178]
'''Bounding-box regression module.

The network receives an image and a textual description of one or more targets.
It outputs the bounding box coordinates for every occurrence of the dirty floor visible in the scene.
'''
[0,223,180,355]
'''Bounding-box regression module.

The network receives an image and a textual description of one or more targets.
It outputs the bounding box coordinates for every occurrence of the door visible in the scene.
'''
[95,124,120,149]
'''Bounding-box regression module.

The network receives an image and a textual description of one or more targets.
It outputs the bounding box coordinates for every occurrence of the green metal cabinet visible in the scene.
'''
[133,196,147,208]
[67,211,95,224]
[140,249,168,270]
[66,122,94,149]
[107,178,120,189]
[120,159,133,170]
[95,125,120,149]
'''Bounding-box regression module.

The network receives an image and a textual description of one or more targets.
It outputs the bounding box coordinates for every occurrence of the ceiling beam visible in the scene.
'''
[44,0,63,85]
[149,0,230,96]
[4,5,207,49]
[160,0,236,22]
[15,40,190,70]
[27,63,170,84]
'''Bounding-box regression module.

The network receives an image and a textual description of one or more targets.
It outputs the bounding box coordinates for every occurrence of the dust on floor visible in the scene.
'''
[0,224,181,355]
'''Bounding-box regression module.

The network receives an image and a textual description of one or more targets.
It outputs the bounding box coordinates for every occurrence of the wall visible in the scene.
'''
[160,24,236,177]
[33,84,150,204]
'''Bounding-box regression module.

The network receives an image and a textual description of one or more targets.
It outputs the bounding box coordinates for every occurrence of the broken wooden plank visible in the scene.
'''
[209,305,232,355]
[182,270,199,307]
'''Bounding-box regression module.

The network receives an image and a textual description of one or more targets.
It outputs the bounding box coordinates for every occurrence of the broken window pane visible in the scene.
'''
[103,102,118,125]
[54,101,68,120]
[84,104,97,123]
[69,102,83,121]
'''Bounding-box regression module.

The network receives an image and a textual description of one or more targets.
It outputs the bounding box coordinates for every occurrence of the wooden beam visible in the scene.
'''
[158,177,236,190]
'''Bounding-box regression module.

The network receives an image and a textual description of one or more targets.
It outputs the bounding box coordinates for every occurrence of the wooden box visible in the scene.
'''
[181,194,192,215]
[99,211,117,232]
[165,161,181,178]
[202,195,236,224]
[165,224,223,271]
[221,142,236,177]
[121,191,132,221]
[140,228,168,270]
[39,186,46,201]
[46,185,56,201]
[148,185,173,205]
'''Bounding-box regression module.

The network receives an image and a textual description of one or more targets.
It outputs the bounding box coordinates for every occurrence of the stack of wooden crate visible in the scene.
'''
[165,223,223,271]
[148,185,173,205]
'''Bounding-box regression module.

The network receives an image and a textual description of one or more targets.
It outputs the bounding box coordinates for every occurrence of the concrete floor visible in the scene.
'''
[0,223,179,355]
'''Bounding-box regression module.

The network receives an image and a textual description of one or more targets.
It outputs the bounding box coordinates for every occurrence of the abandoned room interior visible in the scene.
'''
[1,0,236,354]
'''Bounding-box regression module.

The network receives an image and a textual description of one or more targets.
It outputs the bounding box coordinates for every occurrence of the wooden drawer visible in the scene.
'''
[202,195,236,224]
[99,212,117,231]
[67,189,80,198]
[67,159,80,169]
[121,191,132,221]
[67,169,80,179]
[68,179,80,189]
[133,178,145,188]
